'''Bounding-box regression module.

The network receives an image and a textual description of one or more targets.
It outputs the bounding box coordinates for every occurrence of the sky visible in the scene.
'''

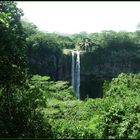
[17,2,140,34]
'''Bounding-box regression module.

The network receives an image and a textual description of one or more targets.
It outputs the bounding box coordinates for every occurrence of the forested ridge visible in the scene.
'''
[0,1,140,138]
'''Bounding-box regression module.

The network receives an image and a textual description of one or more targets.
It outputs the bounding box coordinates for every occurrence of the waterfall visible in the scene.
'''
[71,51,75,89]
[76,51,80,98]
[71,51,80,99]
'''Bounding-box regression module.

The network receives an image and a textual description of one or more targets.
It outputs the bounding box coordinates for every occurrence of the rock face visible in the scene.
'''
[57,53,71,81]
[28,47,140,99]
[57,47,140,99]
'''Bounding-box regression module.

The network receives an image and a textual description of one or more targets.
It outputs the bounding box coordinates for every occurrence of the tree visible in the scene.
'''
[21,19,38,37]
[0,1,27,89]
[75,37,98,51]
[0,1,28,134]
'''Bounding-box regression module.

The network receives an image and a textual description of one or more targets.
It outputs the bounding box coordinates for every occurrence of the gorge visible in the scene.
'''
[27,31,140,100]
[28,44,140,100]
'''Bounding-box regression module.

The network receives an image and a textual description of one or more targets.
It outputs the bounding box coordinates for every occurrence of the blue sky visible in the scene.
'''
[17,2,140,34]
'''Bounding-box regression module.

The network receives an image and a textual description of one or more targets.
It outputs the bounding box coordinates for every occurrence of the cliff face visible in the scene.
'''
[28,47,140,99]
[57,47,140,99]
[57,53,72,81]
[79,48,140,99]
[81,50,140,76]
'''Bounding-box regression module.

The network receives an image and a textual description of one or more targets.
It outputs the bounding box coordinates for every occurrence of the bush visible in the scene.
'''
[104,73,140,98]
[100,73,140,139]
[0,85,52,138]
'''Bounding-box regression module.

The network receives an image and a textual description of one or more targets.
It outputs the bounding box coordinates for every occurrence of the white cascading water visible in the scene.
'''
[71,51,75,90]
[76,51,80,98]
[71,51,80,99]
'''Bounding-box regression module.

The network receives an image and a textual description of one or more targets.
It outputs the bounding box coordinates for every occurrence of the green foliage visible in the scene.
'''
[21,19,38,37]
[31,75,51,82]
[0,3,52,138]
[104,73,140,98]
[99,73,140,139]
[0,86,52,138]
[0,1,27,88]
[100,95,140,139]
[35,73,140,139]
[28,75,98,139]
[30,75,76,101]
[0,2,30,137]
[26,31,62,79]
[75,38,98,51]
[102,80,111,96]
[28,73,140,139]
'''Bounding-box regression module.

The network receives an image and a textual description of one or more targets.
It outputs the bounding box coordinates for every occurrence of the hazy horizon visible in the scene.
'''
[17,2,140,34]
